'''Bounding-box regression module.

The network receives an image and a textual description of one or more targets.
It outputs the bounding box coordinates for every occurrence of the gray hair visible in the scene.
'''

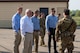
[25,9,31,14]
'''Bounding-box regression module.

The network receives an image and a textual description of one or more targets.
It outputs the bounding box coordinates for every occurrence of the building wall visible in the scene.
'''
[0,2,67,28]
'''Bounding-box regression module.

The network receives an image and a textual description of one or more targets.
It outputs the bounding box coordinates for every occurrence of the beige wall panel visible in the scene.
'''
[57,7,67,19]
[21,2,67,14]
[0,20,11,28]
[0,2,67,28]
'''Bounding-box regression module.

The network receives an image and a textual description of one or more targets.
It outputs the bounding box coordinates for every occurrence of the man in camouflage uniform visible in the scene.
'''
[39,12,46,47]
[55,9,77,53]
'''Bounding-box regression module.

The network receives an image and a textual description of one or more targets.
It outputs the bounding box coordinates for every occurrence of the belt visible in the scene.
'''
[34,30,39,32]
[49,28,56,29]
[25,32,33,34]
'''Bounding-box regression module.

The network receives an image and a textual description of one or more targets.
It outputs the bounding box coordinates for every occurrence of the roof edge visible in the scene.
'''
[0,0,69,2]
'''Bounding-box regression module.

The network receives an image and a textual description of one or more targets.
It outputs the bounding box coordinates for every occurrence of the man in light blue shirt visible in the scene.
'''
[20,9,33,53]
[32,10,40,53]
[46,14,58,32]
[45,8,58,53]
[32,15,40,31]
[12,7,23,53]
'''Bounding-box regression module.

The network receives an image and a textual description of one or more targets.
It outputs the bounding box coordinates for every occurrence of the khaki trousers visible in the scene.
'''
[40,27,45,45]
[23,33,33,53]
[33,31,39,53]
[14,31,21,53]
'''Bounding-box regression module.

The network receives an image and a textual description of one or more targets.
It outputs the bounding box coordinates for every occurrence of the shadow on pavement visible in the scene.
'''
[74,46,80,49]
[39,52,47,53]
[39,51,80,53]
[73,51,80,53]
[75,40,80,42]
[0,51,11,53]
[0,45,12,53]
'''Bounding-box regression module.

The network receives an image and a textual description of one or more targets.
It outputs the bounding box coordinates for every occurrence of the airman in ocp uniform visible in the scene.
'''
[39,12,46,47]
[55,9,77,53]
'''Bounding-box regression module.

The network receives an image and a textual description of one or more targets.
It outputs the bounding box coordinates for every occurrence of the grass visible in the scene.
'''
[72,17,80,26]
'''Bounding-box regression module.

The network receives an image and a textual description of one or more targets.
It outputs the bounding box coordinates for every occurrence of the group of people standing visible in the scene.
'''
[12,7,77,53]
[12,7,46,53]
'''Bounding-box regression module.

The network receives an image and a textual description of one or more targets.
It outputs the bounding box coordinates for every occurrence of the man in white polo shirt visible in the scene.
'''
[20,9,33,53]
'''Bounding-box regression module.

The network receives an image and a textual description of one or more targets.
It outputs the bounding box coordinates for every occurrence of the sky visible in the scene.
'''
[69,0,80,10]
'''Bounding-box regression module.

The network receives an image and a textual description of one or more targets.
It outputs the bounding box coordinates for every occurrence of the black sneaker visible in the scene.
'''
[54,51,58,53]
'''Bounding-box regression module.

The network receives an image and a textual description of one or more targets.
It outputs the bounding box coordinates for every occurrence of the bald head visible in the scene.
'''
[25,9,32,17]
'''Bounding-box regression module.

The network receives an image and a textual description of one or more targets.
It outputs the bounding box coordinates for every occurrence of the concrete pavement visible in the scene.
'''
[0,29,80,53]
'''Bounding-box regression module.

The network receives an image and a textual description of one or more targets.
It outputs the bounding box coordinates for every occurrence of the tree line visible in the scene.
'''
[70,10,80,17]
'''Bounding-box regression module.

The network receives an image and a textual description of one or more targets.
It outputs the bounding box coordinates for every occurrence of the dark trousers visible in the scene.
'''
[48,28,57,53]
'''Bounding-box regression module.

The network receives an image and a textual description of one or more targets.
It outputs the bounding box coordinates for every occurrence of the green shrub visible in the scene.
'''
[72,17,80,26]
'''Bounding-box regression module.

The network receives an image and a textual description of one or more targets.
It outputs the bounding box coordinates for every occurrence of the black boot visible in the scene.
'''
[54,50,58,53]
